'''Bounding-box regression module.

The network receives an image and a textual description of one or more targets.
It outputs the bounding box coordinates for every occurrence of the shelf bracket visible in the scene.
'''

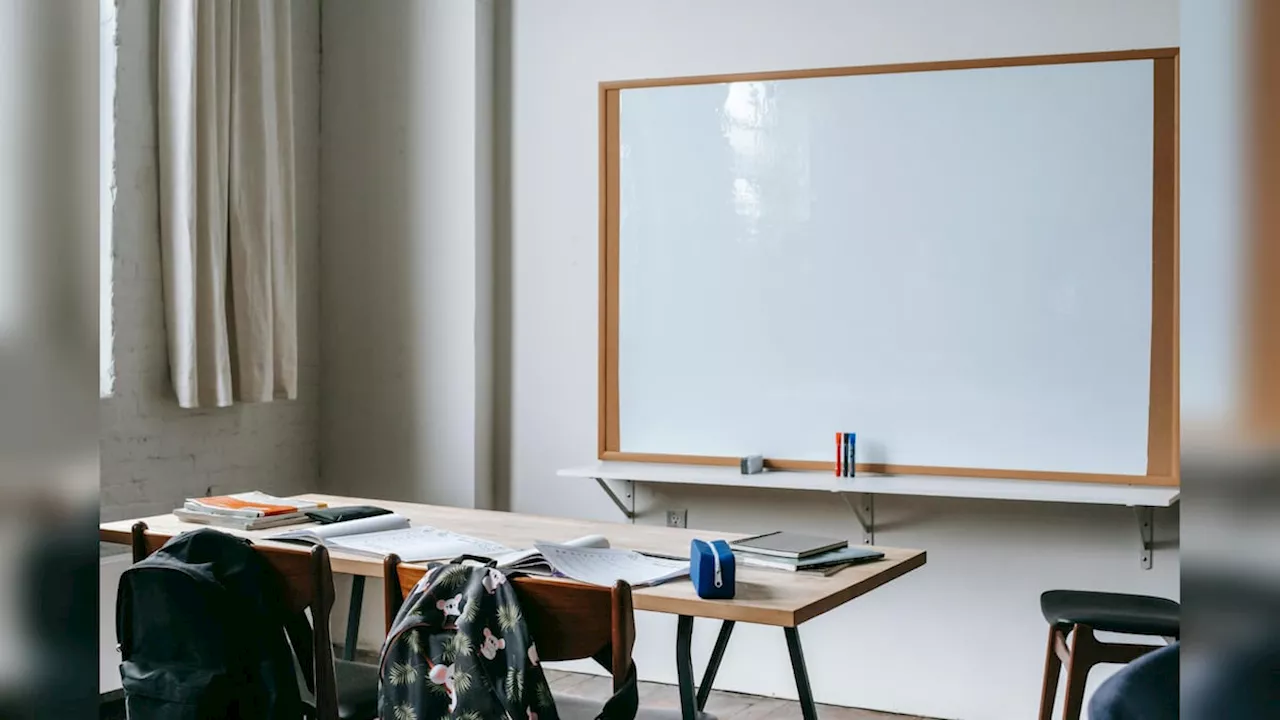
[841,493,875,545]
[594,478,635,521]
[1136,506,1153,570]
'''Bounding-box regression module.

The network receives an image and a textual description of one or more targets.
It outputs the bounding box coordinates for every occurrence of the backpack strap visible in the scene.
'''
[446,553,499,567]
[283,611,317,693]
[591,647,639,720]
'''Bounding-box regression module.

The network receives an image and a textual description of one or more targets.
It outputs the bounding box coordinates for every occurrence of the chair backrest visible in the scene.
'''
[383,555,636,691]
[129,521,341,720]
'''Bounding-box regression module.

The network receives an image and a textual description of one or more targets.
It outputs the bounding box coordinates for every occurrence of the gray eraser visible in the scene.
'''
[739,455,764,474]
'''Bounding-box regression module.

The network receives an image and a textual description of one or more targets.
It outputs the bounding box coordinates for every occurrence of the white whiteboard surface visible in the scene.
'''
[616,60,1155,476]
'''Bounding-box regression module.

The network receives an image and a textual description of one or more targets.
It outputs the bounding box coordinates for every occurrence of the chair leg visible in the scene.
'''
[1061,625,1097,720]
[1037,626,1063,720]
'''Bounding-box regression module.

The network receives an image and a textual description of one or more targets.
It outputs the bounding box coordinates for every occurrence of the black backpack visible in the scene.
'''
[379,560,639,720]
[116,529,311,719]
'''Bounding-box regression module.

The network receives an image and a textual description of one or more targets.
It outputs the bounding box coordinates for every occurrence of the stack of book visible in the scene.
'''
[175,491,327,531]
[728,531,884,575]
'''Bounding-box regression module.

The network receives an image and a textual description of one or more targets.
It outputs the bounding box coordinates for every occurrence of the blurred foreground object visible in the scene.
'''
[0,0,100,716]
[1181,0,1280,716]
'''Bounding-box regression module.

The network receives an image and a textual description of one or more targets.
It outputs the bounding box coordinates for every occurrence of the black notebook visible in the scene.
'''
[729,531,848,559]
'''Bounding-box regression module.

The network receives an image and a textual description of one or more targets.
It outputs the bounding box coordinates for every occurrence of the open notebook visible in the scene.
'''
[269,514,511,562]
[530,543,689,588]
[489,535,609,574]
[269,518,688,586]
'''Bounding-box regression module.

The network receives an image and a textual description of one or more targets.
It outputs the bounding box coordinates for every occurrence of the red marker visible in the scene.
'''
[835,432,842,476]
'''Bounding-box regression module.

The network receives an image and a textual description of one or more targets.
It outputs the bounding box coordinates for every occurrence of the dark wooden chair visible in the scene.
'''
[384,556,632,690]
[1037,589,1180,720]
[129,522,380,720]
[385,557,714,720]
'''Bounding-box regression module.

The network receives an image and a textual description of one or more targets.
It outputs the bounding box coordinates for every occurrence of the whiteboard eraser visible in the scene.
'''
[740,455,764,474]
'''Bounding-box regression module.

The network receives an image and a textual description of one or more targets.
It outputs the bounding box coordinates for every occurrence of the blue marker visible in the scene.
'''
[846,433,856,477]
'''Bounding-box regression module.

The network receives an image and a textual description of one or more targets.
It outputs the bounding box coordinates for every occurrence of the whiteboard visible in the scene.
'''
[614,59,1156,476]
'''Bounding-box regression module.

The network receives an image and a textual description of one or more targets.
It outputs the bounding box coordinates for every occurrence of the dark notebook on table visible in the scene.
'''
[738,545,884,572]
[729,531,848,559]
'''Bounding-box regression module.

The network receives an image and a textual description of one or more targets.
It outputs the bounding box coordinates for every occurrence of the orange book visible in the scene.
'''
[184,492,326,518]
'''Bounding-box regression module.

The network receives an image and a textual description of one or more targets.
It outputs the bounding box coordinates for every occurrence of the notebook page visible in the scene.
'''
[326,525,512,562]
[534,543,689,588]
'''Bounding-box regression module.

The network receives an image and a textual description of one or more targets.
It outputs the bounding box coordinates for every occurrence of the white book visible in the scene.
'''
[184,492,325,519]
[269,513,413,544]
[174,508,311,531]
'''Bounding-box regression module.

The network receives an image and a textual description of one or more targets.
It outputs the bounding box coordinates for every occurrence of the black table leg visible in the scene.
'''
[785,626,819,720]
[696,620,736,710]
[676,615,696,720]
[342,575,365,661]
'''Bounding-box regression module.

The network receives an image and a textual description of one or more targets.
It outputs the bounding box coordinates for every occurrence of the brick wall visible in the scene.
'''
[99,0,321,523]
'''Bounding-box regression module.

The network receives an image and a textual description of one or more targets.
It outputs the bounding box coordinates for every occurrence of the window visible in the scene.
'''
[100,0,116,397]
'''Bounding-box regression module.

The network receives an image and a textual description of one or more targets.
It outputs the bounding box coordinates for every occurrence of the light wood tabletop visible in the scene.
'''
[100,493,926,627]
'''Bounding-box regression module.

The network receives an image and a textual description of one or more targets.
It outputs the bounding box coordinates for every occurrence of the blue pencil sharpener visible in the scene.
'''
[690,539,735,599]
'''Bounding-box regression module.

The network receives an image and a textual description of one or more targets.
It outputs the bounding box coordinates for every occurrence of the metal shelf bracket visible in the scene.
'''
[841,492,875,545]
[594,477,635,520]
[1136,506,1154,569]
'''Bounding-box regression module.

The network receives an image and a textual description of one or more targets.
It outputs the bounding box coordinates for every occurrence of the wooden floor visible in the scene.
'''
[545,669,934,720]
[103,666,933,720]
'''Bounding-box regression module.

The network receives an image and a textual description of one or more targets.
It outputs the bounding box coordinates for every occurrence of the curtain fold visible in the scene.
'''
[158,0,296,409]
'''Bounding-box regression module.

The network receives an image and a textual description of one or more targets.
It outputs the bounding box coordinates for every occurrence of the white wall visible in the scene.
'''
[504,2,1179,719]
[99,1,321,693]
[319,0,495,510]
[99,0,321,524]
[1179,0,1245,429]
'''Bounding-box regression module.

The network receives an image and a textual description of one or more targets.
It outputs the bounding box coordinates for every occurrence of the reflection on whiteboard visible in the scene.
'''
[617,60,1154,475]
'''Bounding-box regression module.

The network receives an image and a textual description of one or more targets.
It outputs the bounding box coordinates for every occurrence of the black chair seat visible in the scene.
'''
[334,659,381,720]
[1041,590,1180,638]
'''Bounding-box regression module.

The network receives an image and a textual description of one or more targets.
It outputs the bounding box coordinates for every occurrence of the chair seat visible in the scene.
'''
[334,659,381,720]
[1041,590,1180,638]
[554,694,717,720]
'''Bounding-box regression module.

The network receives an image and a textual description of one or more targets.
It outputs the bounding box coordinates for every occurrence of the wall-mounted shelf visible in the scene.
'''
[559,462,1178,567]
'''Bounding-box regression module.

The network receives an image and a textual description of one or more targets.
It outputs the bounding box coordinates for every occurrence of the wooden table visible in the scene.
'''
[101,493,926,719]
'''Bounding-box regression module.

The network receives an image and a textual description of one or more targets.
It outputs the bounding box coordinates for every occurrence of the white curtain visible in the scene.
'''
[157,0,296,408]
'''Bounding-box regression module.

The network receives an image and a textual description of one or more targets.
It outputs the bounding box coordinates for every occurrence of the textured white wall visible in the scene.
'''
[99,0,321,524]
[318,0,494,509]
[503,2,1180,719]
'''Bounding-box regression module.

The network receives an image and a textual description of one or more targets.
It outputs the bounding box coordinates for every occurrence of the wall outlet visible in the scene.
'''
[666,509,687,528]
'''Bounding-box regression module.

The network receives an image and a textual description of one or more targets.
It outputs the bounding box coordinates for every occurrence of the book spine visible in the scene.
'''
[185,500,266,518]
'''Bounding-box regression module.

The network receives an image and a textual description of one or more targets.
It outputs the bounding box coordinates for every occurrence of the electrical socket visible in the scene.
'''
[666,509,688,528]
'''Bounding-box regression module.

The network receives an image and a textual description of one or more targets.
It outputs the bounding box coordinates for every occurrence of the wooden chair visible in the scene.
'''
[384,555,632,686]
[384,557,719,720]
[1037,589,1180,720]
[129,522,381,720]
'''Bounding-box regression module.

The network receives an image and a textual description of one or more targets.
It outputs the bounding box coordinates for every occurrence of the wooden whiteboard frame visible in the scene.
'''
[1249,2,1280,437]
[598,48,1181,487]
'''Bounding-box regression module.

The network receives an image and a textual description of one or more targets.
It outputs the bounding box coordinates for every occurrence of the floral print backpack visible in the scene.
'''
[379,560,556,720]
